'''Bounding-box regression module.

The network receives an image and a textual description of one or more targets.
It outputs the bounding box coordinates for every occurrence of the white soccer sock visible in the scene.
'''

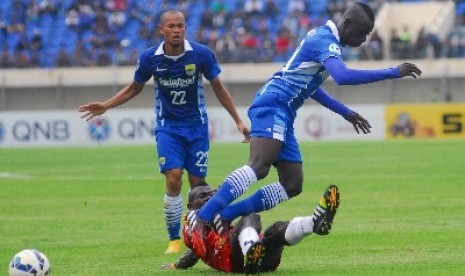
[284,216,314,245]
[238,227,260,255]
[226,165,258,200]
[164,194,183,237]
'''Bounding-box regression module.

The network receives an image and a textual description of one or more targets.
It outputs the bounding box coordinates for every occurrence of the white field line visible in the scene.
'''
[0,172,158,181]
[0,172,32,179]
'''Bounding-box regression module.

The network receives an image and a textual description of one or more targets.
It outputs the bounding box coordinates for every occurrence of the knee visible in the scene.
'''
[283,183,302,198]
[250,164,271,180]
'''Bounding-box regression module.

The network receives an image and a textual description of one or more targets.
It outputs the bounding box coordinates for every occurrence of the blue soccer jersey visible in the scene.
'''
[134,40,221,126]
[257,20,343,119]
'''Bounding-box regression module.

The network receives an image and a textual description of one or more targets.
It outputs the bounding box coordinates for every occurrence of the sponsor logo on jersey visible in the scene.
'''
[159,75,196,88]
[185,64,196,76]
[328,43,341,55]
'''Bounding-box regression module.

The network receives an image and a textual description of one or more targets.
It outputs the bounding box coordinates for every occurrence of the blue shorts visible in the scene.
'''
[155,124,209,178]
[248,93,302,163]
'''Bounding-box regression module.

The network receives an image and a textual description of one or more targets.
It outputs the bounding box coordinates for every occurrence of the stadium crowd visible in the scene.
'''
[1,0,465,68]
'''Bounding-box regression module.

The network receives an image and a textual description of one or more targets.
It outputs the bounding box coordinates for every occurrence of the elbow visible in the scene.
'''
[332,75,352,85]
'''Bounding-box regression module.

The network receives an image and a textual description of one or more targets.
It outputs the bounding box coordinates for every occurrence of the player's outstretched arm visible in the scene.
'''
[78,82,145,121]
[323,57,421,85]
[310,87,371,134]
[161,249,200,270]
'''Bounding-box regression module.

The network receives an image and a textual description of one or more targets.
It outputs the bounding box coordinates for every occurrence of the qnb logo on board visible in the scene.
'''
[87,118,111,142]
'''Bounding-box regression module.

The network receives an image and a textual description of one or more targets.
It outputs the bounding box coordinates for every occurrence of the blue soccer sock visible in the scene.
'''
[219,182,289,222]
[198,165,257,222]
[164,194,183,240]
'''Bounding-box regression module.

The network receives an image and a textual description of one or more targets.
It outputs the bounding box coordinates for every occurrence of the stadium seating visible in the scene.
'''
[0,0,462,68]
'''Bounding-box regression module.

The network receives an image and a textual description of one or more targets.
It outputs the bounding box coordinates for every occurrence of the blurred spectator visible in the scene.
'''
[414,26,428,59]
[428,32,442,58]
[78,5,95,32]
[297,11,312,38]
[446,32,464,58]
[263,0,278,18]
[288,0,306,14]
[244,0,264,16]
[107,10,126,30]
[215,32,237,63]
[31,28,43,52]
[14,24,29,52]
[201,9,215,29]
[360,30,383,60]
[242,31,260,62]
[390,28,402,59]
[398,25,412,59]
[258,32,274,62]
[211,0,226,13]
[0,46,14,68]
[65,9,80,29]
[38,0,58,17]
[275,28,292,61]
[56,48,73,67]
[15,50,30,68]
[96,48,111,66]
[113,43,131,65]
[212,10,227,29]
[25,0,40,25]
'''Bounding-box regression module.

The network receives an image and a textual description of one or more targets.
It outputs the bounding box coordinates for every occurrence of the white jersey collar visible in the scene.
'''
[154,39,193,56]
[325,20,340,42]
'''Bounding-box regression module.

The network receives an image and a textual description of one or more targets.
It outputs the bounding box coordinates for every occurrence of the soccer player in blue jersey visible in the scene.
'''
[191,2,422,249]
[78,10,249,254]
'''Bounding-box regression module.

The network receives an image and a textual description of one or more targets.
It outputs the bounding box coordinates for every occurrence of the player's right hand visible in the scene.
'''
[345,112,371,134]
[78,102,108,121]
[398,62,422,78]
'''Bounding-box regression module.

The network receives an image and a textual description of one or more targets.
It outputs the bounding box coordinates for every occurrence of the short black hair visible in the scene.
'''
[187,181,210,204]
[355,2,375,22]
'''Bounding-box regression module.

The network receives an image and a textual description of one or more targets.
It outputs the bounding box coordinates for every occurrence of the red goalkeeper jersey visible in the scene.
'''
[182,216,235,273]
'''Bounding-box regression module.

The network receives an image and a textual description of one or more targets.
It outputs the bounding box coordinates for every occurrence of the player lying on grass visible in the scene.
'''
[162,184,340,274]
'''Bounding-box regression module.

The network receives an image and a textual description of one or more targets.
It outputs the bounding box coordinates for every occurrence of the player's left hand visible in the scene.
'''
[398,62,422,78]
[345,112,371,134]
[237,122,250,143]
[161,263,176,270]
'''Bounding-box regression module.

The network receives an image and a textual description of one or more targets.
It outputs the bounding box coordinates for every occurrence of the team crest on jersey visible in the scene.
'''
[185,64,196,76]
[328,43,341,55]
[214,235,226,249]
[159,157,166,165]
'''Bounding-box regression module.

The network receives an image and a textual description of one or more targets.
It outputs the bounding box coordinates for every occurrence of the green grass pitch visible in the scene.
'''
[1,139,465,275]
